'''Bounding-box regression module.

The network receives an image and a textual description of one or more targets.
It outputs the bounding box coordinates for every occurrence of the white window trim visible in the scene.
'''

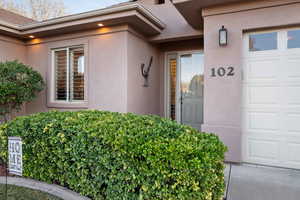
[47,42,89,109]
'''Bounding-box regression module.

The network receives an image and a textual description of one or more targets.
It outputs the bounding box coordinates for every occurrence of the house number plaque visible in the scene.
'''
[211,67,235,77]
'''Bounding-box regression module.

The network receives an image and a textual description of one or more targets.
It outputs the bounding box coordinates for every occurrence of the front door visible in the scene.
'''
[166,52,204,130]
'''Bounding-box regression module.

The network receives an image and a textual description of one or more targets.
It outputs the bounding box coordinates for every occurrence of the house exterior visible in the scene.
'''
[1,0,300,170]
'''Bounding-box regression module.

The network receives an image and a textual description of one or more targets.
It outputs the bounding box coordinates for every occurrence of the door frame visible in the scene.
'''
[164,50,203,124]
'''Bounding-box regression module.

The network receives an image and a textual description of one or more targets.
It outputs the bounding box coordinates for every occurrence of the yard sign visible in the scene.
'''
[8,137,22,176]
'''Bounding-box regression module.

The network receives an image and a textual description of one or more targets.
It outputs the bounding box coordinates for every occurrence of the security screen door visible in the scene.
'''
[167,52,204,130]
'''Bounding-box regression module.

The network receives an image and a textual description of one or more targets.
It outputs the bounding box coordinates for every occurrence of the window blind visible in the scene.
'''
[55,49,67,100]
[70,47,85,101]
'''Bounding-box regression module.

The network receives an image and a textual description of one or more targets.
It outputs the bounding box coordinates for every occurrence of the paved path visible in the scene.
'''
[0,176,90,200]
[224,164,300,200]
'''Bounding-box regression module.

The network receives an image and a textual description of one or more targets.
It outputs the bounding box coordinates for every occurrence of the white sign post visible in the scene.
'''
[8,137,22,176]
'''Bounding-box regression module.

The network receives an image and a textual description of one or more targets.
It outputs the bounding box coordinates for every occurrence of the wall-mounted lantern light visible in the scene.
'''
[219,25,228,46]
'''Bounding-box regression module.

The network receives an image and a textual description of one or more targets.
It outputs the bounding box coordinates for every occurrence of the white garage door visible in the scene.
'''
[242,29,300,169]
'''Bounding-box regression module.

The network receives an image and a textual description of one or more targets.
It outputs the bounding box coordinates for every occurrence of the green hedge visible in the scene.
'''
[0,110,227,200]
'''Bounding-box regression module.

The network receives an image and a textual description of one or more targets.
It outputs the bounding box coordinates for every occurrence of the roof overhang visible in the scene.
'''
[0,3,165,40]
[173,0,254,29]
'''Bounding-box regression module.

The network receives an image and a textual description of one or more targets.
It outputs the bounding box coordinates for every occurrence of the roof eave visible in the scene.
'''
[0,3,165,39]
[172,0,255,29]
[21,4,165,31]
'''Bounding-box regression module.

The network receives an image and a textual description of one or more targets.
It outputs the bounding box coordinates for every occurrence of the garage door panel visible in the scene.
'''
[285,57,300,79]
[246,58,280,81]
[248,86,280,105]
[285,86,300,105]
[286,113,300,132]
[247,138,280,160]
[286,142,300,163]
[248,112,280,131]
[247,50,281,58]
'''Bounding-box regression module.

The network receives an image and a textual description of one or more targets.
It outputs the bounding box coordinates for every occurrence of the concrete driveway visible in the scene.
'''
[224,164,300,200]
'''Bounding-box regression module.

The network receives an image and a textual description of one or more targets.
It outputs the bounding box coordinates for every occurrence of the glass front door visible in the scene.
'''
[166,52,204,130]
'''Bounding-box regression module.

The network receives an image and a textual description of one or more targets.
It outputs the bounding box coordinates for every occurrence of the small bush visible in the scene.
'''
[0,110,227,200]
[0,60,45,119]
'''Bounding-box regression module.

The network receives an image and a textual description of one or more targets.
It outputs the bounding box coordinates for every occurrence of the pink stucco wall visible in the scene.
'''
[126,32,161,115]
[0,25,168,117]
[88,32,127,113]
[0,25,163,116]
[22,26,202,118]
[202,0,300,162]
[25,26,129,114]
[25,42,48,114]
[0,35,26,63]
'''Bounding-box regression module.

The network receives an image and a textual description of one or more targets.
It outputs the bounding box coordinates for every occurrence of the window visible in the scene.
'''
[249,32,277,51]
[288,29,300,49]
[53,46,85,102]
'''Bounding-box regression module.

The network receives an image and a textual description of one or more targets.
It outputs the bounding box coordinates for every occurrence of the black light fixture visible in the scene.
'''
[219,25,228,46]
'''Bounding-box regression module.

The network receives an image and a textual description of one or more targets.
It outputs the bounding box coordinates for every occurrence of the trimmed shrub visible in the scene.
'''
[0,110,227,200]
[0,60,45,120]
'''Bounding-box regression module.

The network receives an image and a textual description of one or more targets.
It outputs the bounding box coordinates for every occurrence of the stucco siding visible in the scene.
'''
[126,32,161,115]
[0,35,26,63]
[89,32,127,113]
[26,43,49,114]
[25,28,128,114]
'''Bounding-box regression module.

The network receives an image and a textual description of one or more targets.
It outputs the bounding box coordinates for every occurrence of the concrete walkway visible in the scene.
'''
[0,176,90,200]
[224,164,300,200]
